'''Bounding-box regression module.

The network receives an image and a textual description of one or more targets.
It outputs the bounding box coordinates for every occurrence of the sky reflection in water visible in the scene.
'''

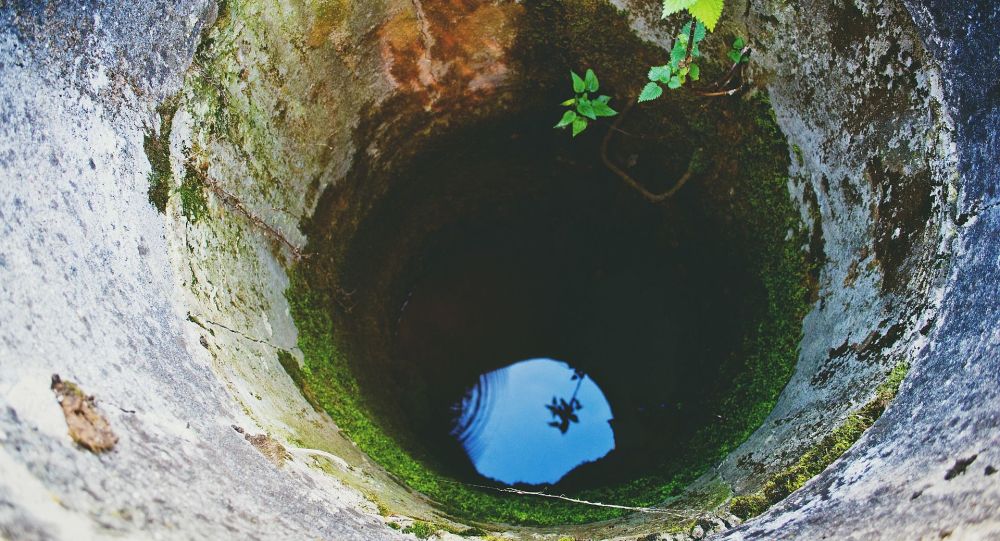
[452,358,615,485]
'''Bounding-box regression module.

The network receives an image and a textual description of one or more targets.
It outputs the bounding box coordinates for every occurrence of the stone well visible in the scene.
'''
[1,0,997,539]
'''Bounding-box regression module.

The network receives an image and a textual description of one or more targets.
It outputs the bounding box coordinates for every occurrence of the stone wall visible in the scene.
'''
[0,0,997,539]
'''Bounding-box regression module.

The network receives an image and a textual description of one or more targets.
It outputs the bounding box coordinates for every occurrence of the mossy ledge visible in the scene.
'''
[729,362,910,520]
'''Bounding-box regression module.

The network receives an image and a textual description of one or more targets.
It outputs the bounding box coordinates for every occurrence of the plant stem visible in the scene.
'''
[684,18,697,64]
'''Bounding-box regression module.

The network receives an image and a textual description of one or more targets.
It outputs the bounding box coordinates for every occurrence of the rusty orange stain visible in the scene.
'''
[378,0,523,108]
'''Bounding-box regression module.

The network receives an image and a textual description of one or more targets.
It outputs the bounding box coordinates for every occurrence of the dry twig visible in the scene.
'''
[462,483,702,519]
[186,159,309,261]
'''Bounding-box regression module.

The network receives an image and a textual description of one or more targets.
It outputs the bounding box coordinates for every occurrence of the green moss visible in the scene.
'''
[729,362,910,520]
[143,98,179,213]
[402,521,436,539]
[178,162,209,223]
[276,350,324,413]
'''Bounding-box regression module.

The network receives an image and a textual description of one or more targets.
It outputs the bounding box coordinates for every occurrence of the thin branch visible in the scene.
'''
[693,87,742,97]
[609,125,641,138]
[599,44,755,202]
[186,159,309,261]
[600,100,698,204]
[462,483,701,519]
[333,285,356,314]
[697,45,753,96]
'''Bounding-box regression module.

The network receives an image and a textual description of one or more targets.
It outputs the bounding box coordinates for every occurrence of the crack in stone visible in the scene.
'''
[187,312,282,350]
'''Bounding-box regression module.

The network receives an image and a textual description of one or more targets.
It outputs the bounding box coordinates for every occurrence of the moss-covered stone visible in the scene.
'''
[178,161,208,223]
[277,350,324,413]
[402,521,436,539]
[729,362,910,520]
[143,98,179,213]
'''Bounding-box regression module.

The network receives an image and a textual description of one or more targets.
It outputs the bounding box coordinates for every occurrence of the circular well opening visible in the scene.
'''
[291,96,811,525]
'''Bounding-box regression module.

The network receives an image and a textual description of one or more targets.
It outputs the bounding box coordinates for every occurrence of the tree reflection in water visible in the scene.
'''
[545,368,587,434]
[452,359,614,485]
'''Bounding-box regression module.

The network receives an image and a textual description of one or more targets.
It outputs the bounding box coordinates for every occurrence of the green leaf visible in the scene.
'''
[661,0,698,18]
[554,110,577,128]
[728,50,742,63]
[584,69,599,92]
[667,75,682,89]
[571,117,588,137]
[638,82,663,102]
[689,63,700,80]
[670,41,688,66]
[576,98,597,120]
[687,0,724,31]
[560,98,576,106]
[648,65,672,83]
[592,101,618,117]
[733,37,745,49]
[596,95,612,104]
[682,20,708,43]
[571,71,585,93]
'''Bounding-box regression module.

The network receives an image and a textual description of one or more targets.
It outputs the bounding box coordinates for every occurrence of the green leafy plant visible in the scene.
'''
[640,20,707,101]
[554,69,618,137]
[728,37,749,63]
[640,0,753,101]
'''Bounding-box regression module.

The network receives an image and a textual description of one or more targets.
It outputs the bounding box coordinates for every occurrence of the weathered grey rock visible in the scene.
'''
[713,1,1000,537]
[0,0,997,539]
[0,1,404,539]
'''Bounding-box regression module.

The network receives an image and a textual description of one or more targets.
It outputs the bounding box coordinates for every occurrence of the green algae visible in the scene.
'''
[142,96,207,223]
[178,161,209,223]
[143,98,179,213]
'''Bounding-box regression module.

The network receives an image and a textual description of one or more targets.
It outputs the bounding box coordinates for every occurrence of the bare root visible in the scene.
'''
[186,159,309,261]
[600,100,698,204]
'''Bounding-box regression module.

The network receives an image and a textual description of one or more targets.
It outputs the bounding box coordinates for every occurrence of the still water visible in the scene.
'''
[389,196,756,489]
[451,358,615,485]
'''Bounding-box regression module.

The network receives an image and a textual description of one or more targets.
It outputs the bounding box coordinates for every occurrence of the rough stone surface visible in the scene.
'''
[1,0,998,540]
[0,2,403,539]
[616,0,962,502]
[714,0,1000,538]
